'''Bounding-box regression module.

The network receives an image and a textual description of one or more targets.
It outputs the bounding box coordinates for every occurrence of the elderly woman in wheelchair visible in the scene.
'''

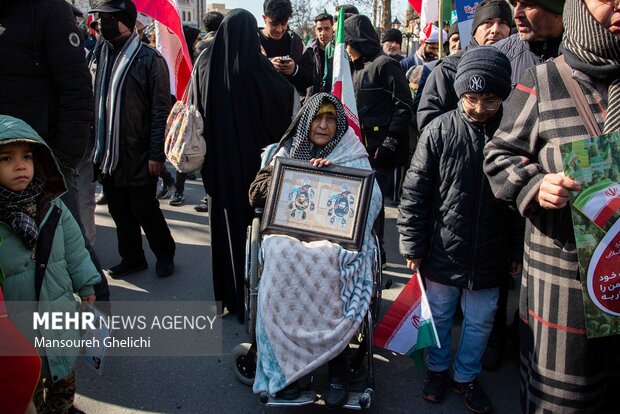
[247,93,382,409]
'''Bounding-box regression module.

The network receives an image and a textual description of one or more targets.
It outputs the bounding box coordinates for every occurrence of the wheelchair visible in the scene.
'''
[231,208,383,410]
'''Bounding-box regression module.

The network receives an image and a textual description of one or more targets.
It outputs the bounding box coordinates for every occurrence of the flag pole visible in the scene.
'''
[438,0,443,59]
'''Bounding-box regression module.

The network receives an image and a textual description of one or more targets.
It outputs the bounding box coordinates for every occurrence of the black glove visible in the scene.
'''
[374,136,398,162]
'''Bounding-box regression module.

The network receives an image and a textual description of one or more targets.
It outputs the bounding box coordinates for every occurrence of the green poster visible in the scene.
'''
[561,131,620,338]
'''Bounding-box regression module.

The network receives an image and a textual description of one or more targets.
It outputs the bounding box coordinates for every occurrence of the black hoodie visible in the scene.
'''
[344,15,413,169]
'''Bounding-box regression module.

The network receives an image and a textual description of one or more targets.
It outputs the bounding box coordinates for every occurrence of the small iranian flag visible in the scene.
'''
[574,178,620,230]
[331,7,362,142]
[373,270,440,365]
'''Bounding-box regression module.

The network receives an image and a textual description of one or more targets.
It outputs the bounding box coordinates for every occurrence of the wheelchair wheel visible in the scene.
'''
[245,217,261,341]
[231,343,256,386]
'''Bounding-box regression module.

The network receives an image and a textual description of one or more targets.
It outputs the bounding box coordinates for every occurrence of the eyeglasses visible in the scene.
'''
[462,94,502,111]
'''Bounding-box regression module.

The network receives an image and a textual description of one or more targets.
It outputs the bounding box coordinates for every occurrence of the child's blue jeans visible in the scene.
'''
[424,278,499,383]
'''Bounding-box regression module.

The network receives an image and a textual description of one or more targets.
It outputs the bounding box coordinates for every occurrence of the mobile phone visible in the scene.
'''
[279,56,292,64]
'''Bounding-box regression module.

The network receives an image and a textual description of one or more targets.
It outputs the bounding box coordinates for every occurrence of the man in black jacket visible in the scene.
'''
[417,0,513,132]
[304,12,334,98]
[89,0,175,278]
[344,14,413,263]
[496,0,564,85]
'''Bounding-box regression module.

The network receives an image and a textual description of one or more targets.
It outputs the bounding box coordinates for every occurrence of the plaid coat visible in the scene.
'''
[484,61,620,413]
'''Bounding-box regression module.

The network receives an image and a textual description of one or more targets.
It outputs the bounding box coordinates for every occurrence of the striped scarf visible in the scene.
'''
[562,0,620,133]
[0,176,44,249]
[93,32,142,174]
[290,93,348,160]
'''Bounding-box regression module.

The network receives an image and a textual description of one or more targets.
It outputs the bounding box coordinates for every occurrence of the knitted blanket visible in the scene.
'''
[253,129,382,395]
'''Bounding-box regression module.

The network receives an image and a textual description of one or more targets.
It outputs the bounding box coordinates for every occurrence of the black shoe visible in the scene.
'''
[95,192,107,205]
[194,203,208,212]
[380,251,387,270]
[481,343,502,372]
[156,258,174,277]
[323,383,348,408]
[422,369,449,403]
[169,192,184,206]
[156,180,175,199]
[276,381,300,400]
[107,260,148,278]
[452,378,493,413]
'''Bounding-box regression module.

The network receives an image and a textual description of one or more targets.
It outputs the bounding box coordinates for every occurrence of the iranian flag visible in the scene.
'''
[134,0,192,98]
[373,270,440,364]
[574,178,620,230]
[409,0,452,28]
[331,7,362,142]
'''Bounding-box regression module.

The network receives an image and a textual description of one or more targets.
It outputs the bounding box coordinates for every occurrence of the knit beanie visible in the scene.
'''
[454,46,512,100]
[509,0,565,14]
[382,28,403,44]
[449,22,459,38]
[472,0,513,35]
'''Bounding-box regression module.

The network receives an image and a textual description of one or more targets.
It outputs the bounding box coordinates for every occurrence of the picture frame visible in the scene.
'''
[261,157,375,251]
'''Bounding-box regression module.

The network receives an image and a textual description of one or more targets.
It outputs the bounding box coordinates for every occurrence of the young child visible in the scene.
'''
[397,47,523,414]
[0,115,100,413]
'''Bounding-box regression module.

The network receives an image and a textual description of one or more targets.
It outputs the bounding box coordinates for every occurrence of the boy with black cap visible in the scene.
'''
[88,0,176,278]
[417,0,513,132]
[398,46,523,414]
[382,28,404,62]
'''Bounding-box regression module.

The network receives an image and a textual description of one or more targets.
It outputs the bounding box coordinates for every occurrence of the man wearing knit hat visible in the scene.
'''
[382,28,405,62]
[495,0,565,84]
[399,46,522,414]
[448,22,461,55]
[89,0,177,278]
[417,0,513,132]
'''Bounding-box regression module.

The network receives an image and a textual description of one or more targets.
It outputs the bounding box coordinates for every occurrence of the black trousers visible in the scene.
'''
[103,179,175,263]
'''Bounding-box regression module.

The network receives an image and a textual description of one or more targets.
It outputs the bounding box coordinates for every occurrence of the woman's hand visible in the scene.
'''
[310,158,332,168]
[537,173,581,209]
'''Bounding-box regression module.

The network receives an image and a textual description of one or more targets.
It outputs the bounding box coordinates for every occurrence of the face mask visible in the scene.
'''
[100,17,121,41]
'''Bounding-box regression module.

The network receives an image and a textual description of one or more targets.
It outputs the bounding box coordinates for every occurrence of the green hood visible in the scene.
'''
[0,115,66,197]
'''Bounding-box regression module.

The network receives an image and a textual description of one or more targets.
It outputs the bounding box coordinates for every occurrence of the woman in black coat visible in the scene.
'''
[193,9,295,321]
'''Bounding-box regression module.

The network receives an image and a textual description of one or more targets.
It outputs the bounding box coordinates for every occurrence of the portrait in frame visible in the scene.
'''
[261,157,375,251]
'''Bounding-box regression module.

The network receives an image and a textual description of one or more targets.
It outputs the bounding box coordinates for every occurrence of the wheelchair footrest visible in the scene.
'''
[264,390,317,407]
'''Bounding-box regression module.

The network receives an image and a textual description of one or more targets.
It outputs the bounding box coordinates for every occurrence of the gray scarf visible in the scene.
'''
[562,0,620,133]
[93,32,142,174]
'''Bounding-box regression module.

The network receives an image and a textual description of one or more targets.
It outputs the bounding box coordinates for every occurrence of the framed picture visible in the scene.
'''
[261,157,375,251]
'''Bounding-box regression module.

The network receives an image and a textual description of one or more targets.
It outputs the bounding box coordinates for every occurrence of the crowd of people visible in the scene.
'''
[0,0,619,413]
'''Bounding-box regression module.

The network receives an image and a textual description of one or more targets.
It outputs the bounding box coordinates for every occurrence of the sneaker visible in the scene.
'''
[422,369,449,403]
[452,378,493,413]
[95,192,107,205]
[169,192,184,206]
[107,260,148,278]
[323,383,348,408]
[156,180,175,199]
[156,258,174,277]
[194,203,208,212]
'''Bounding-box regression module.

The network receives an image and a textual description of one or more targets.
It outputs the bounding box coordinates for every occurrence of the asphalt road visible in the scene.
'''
[74,177,521,414]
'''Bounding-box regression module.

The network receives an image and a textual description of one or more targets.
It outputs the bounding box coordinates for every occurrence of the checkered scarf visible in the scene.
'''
[0,176,44,249]
[562,0,620,133]
[289,93,349,160]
